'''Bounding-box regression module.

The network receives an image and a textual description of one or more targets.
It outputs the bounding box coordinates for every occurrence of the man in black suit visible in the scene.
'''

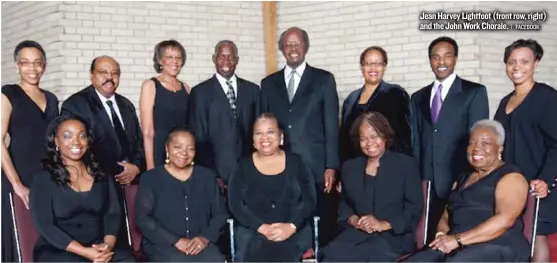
[410,36,489,242]
[61,56,145,248]
[261,27,340,245]
[189,40,261,186]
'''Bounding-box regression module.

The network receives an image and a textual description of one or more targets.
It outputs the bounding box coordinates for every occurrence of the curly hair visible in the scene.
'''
[42,115,105,185]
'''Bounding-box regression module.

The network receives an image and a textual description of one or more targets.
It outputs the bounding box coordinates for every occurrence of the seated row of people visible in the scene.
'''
[27,112,535,262]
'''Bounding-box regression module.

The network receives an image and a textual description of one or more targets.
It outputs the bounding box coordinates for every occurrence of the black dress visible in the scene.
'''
[494,82,557,235]
[1,84,59,262]
[228,152,316,262]
[135,166,228,262]
[407,164,530,262]
[29,172,134,262]
[151,78,189,166]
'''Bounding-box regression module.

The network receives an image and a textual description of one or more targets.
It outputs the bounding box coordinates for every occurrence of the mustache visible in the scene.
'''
[103,79,115,86]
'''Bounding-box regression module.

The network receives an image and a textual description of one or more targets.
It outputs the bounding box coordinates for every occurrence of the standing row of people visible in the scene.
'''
[1,25,556,262]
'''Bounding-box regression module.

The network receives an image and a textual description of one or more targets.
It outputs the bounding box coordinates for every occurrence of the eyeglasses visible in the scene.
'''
[18,61,45,68]
[283,42,304,49]
[94,70,121,78]
[362,61,386,68]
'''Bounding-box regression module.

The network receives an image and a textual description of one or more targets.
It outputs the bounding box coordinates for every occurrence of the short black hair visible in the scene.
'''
[165,127,194,146]
[350,111,395,149]
[428,36,458,58]
[14,40,47,63]
[278,27,310,52]
[153,39,187,73]
[503,39,544,63]
[359,46,388,66]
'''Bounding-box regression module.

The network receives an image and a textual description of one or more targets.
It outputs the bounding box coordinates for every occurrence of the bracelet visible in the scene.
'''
[455,236,464,247]
[435,231,446,238]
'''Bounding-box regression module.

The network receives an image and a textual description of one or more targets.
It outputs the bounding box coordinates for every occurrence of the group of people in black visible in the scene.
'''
[1,25,556,262]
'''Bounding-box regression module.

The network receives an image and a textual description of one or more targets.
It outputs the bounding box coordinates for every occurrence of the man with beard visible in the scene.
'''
[61,56,145,248]
[410,36,489,243]
[260,27,340,246]
[189,40,261,187]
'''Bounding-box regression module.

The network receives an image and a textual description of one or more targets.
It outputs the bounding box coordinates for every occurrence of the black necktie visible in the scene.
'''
[106,100,130,161]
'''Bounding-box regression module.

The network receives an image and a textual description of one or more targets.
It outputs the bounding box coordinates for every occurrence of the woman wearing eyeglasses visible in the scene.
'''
[139,40,190,170]
[1,40,59,262]
[340,46,412,162]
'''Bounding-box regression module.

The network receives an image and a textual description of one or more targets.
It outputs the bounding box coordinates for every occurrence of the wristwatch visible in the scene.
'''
[455,235,464,247]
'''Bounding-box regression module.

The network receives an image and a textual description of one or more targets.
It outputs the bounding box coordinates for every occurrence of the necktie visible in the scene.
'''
[106,100,130,161]
[287,70,296,102]
[431,84,443,123]
[226,80,237,118]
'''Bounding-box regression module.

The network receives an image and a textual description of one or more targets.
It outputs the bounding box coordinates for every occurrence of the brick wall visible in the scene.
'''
[2,1,556,116]
[2,1,265,106]
[277,1,557,116]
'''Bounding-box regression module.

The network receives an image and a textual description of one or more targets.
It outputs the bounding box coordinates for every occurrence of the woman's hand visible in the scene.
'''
[13,183,30,209]
[269,223,296,242]
[348,215,360,229]
[530,179,549,198]
[175,238,191,254]
[185,237,209,255]
[358,215,380,233]
[258,224,274,240]
[429,234,460,254]
[82,247,113,262]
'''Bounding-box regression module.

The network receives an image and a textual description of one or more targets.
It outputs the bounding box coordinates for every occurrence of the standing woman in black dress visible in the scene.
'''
[1,40,59,262]
[340,46,412,161]
[30,116,134,262]
[140,39,190,170]
[494,39,557,262]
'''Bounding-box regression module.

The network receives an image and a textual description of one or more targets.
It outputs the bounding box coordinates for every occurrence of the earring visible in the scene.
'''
[498,153,502,160]
[165,152,169,164]
[55,146,59,152]
[190,161,195,166]
[280,136,284,146]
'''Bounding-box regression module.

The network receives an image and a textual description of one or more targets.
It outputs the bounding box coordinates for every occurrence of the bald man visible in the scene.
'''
[61,56,145,248]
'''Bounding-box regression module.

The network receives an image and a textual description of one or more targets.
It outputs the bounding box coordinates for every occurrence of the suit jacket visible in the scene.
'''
[188,75,262,183]
[410,76,489,199]
[341,80,412,160]
[339,151,423,252]
[261,64,340,185]
[61,85,145,177]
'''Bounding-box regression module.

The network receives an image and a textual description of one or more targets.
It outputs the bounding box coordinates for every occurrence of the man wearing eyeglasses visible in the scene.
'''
[62,55,145,183]
[260,27,340,248]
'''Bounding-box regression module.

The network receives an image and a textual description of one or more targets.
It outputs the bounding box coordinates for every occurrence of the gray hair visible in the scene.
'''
[277,27,310,52]
[213,40,238,58]
[470,119,505,145]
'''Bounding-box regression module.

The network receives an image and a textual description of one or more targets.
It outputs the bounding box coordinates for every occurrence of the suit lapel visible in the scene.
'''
[212,75,235,120]
[87,86,117,138]
[291,65,314,105]
[420,83,434,126]
[272,69,290,103]
[436,76,463,125]
[235,77,247,119]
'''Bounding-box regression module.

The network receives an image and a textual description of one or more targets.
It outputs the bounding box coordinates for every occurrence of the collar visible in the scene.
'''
[215,73,237,86]
[284,61,307,77]
[434,72,457,89]
[94,87,116,104]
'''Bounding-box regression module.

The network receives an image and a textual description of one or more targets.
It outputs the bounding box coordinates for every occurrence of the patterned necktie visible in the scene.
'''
[287,70,296,102]
[431,84,443,123]
[226,80,237,118]
[106,100,130,161]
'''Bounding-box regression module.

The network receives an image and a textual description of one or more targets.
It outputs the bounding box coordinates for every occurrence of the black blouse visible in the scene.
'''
[30,172,121,250]
[228,152,316,231]
[135,166,228,246]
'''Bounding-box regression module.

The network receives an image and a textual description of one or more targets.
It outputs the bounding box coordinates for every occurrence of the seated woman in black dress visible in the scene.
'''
[407,119,530,262]
[135,128,228,262]
[228,113,316,262]
[340,46,412,160]
[30,115,134,262]
[320,112,422,262]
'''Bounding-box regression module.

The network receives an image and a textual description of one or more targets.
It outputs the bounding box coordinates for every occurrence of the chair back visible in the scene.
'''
[522,194,540,258]
[415,180,431,249]
[124,184,142,253]
[10,193,39,262]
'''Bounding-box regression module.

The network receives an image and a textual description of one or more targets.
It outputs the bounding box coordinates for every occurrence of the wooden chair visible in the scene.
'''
[10,193,39,262]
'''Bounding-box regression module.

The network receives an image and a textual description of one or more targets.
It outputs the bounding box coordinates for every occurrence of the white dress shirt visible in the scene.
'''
[216,73,238,97]
[95,89,125,129]
[430,72,457,107]
[284,61,307,97]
